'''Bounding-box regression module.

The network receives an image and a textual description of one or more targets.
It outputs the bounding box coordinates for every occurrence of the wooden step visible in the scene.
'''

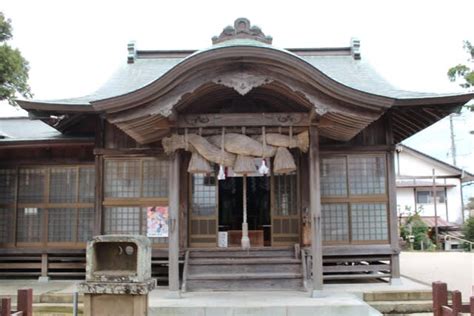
[189,258,301,265]
[190,250,294,258]
[189,263,301,274]
[323,273,391,280]
[186,276,303,291]
[187,272,302,280]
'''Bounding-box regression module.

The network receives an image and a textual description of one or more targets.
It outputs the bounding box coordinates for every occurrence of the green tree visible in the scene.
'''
[448,41,474,91]
[0,12,32,106]
[463,216,474,242]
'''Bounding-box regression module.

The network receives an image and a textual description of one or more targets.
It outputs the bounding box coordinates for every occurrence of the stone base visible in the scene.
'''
[38,276,50,283]
[84,293,148,316]
[79,279,156,295]
[390,278,403,286]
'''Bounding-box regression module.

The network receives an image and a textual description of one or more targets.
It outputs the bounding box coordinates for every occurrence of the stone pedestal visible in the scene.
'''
[79,235,156,316]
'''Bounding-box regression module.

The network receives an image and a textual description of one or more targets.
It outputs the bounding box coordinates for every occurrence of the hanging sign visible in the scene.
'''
[147,206,169,237]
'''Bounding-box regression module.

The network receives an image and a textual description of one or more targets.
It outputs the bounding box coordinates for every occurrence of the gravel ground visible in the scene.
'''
[400,251,474,300]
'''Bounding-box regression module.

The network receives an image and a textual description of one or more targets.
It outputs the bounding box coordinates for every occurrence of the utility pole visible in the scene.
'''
[449,114,457,166]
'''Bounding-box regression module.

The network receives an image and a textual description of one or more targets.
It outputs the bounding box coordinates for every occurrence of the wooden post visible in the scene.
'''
[432,281,448,316]
[1,297,11,315]
[387,150,401,281]
[309,126,323,295]
[168,151,180,297]
[470,296,474,315]
[451,290,462,315]
[17,288,33,316]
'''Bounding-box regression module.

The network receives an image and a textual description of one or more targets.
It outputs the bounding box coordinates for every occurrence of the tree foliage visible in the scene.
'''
[463,216,474,242]
[0,12,32,106]
[448,41,474,91]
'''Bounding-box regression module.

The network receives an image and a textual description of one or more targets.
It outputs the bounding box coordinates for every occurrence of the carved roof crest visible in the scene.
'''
[212,18,273,45]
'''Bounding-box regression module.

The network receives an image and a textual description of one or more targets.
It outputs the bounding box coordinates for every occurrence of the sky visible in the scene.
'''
[1,0,473,193]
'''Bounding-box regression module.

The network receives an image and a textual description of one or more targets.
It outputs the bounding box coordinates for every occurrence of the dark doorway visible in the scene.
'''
[218,176,271,246]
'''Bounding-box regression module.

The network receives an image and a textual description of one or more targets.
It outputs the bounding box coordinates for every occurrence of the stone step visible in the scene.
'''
[188,262,301,274]
[368,300,433,314]
[364,290,433,302]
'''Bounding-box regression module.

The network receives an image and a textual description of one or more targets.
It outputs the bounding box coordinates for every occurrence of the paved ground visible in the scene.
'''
[400,251,474,300]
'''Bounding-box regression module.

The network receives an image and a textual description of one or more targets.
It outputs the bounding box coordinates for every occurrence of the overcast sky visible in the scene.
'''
[1,0,473,180]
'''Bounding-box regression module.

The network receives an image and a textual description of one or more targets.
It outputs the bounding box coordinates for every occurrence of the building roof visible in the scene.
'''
[397,144,474,182]
[18,44,464,109]
[0,117,93,146]
[15,18,474,145]
[400,216,457,228]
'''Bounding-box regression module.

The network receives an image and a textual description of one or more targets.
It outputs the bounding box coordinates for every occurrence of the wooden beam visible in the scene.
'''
[168,151,180,296]
[309,126,323,294]
[93,148,164,156]
[178,112,310,128]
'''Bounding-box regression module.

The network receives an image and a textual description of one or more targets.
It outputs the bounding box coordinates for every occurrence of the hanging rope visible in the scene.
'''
[259,126,269,175]
[184,128,189,152]
[218,127,226,180]
[220,127,225,164]
[289,125,294,148]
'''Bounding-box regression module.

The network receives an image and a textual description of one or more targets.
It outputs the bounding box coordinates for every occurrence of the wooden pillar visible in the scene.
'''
[168,151,180,297]
[387,149,401,280]
[94,117,105,236]
[309,126,323,295]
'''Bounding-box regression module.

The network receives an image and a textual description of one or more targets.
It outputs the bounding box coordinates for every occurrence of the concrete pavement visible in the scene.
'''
[400,251,474,300]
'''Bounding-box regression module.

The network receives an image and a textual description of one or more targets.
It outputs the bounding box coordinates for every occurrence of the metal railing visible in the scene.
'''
[444,234,474,252]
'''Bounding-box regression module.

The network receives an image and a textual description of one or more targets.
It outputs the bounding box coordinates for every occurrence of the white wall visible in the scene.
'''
[395,149,464,224]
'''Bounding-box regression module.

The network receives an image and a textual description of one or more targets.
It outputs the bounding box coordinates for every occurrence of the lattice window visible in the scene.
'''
[351,203,388,241]
[274,172,297,216]
[104,160,140,198]
[50,168,77,203]
[348,156,386,195]
[0,169,16,204]
[79,167,95,203]
[77,208,94,242]
[18,169,46,203]
[17,208,44,243]
[104,207,141,234]
[0,208,14,243]
[322,203,349,242]
[48,208,75,242]
[191,174,217,216]
[320,157,347,197]
[142,159,169,197]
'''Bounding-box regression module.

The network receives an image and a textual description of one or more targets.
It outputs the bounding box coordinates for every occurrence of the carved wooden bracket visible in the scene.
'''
[213,73,273,95]
[212,18,273,45]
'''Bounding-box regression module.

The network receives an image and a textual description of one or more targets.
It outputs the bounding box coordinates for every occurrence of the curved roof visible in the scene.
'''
[16,20,474,144]
[19,40,459,108]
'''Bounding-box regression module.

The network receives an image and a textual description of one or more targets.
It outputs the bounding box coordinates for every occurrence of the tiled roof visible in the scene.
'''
[0,117,92,142]
[18,40,462,107]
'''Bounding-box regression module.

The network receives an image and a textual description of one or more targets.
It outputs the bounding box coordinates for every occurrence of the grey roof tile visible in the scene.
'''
[19,41,466,106]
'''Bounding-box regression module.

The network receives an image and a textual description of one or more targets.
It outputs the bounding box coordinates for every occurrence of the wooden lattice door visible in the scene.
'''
[189,173,218,247]
[272,171,300,246]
